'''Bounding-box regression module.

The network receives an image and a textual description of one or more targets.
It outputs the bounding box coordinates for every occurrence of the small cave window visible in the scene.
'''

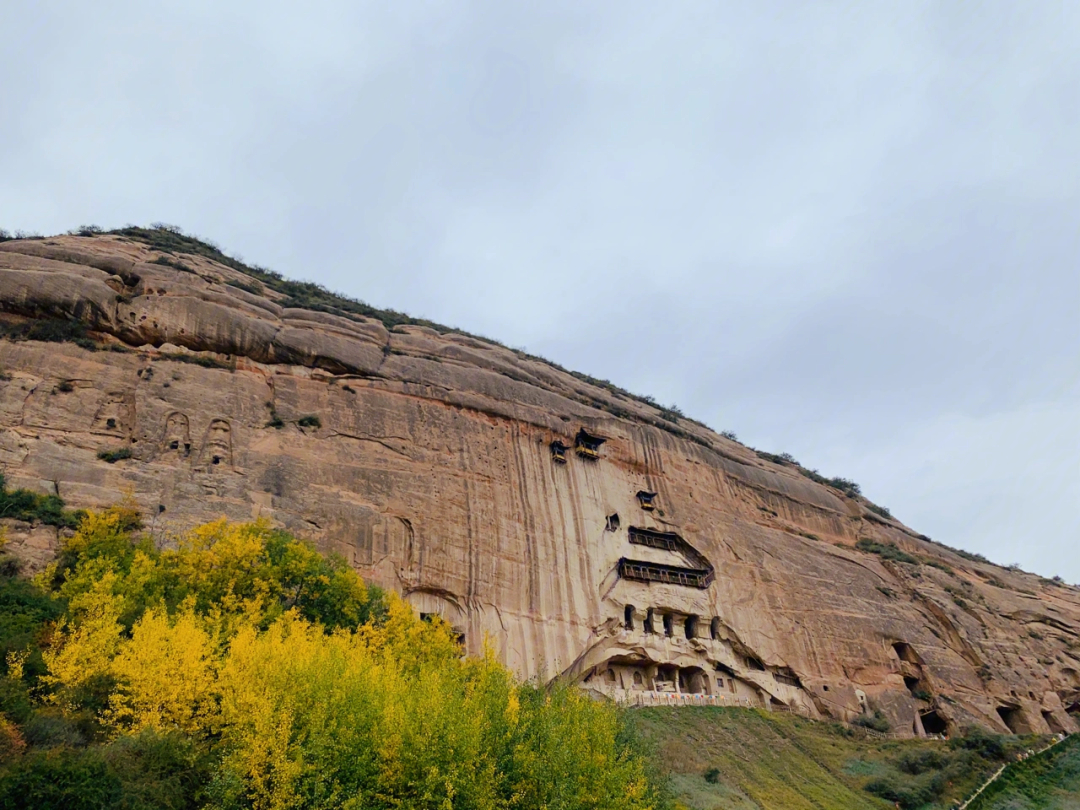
[632,671,644,687]
[822,684,829,692]
[893,641,921,665]
[710,617,721,641]
[169,440,179,450]
[604,669,617,684]
[636,491,657,511]
[662,613,674,637]
[212,456,222,465]
[106,418,117,429]
[624,605,635,631]
[606,513,620,532]
[644,608,655,634]
[684,615,699,640]
[574,429,605,460]
[550,441,568,464]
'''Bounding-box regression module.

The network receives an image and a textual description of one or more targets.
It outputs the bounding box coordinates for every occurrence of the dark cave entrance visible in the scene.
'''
[996,705,1026,734]
[624,604,635,631]
[1043,710,1067,735]
[920,710,948,735]
[684,615,699,640]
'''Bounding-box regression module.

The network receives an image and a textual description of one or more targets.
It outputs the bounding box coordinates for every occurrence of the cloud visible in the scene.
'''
[1,1,1077,579]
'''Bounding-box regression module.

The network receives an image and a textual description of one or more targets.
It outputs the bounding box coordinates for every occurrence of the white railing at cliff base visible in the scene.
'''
[617,691,755,709]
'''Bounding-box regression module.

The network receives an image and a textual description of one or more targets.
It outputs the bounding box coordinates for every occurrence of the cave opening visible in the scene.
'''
[1043,710,1066,735]
[624,604,635,631]
[606,513,620,532]
[684,615,699,640]
[662,613,674,637]
[644,608,655,634]
[893,641,921,664]
[1065,701,1079,717]
[904,676,920,692]
[920,710,948,735]
[679,667,708,695]
[996,705,1025,734]
[710,617,721,640]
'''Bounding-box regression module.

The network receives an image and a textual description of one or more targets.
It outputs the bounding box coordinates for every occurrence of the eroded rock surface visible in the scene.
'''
[1,233,1078,738]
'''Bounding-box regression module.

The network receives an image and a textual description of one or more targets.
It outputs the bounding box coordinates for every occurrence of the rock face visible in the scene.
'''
[1,233,1078,738]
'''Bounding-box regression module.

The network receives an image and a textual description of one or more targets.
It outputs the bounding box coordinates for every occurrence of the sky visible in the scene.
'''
[1,1,1078,581]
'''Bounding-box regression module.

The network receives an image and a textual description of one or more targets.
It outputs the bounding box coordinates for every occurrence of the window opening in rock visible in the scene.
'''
[822,685,829,692]
[774,671,800,687]
[106,418,117,429]
[633,671,644,688]
[550,441,568,464]
[684,615,699,640]
[574,429,605,460]
[644,608,655,634]
[624,605,635,631]
[679,667,708,695]
[605,669,617,684]
[996,705,1024,734]
[636,491,657,511]
[606,513,620,532]
[920,710,948,735]
[893,641,921,664]
[1043,710,1066,735]
[169,440,179,450]
[419,613,435,623]
[212,456,222,465]
[662,613,674,637]
[710,617,721,640]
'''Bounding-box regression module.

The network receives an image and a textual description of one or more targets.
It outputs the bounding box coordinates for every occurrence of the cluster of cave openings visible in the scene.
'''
[625,606,723,642]
[575,429,605,460]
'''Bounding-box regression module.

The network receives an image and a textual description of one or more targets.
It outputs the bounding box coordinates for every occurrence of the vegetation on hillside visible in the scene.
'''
[966,733,1080,810]
[0,506,666,809]
[631,706,1052,810]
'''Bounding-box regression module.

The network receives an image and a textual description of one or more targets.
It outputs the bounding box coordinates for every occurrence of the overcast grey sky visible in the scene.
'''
[2,2,1077,581]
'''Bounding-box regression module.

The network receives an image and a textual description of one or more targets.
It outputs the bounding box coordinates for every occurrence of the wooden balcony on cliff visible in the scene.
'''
[574,429,605,460]
[550,440,568,464]
[636,491,658,510]
[628,526,680,551]
[617,558,713,589]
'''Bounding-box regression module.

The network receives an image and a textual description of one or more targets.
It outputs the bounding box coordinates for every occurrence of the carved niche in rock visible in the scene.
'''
[159,412,192,460]
[92,391,135,437]
[199,419,233,469]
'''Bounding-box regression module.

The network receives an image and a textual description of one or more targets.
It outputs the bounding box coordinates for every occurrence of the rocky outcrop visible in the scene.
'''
[1,233,1078,738]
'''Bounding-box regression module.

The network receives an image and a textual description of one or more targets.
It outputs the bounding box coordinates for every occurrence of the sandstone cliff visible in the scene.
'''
[1,229,1077,739]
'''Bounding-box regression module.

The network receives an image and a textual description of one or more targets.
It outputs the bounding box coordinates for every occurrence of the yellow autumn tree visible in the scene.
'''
[106,602,219,734]
[36,512,664,810]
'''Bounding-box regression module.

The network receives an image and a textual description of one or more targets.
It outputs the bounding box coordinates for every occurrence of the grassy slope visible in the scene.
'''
[630,707,1058,810]
[968,734,1080,810]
